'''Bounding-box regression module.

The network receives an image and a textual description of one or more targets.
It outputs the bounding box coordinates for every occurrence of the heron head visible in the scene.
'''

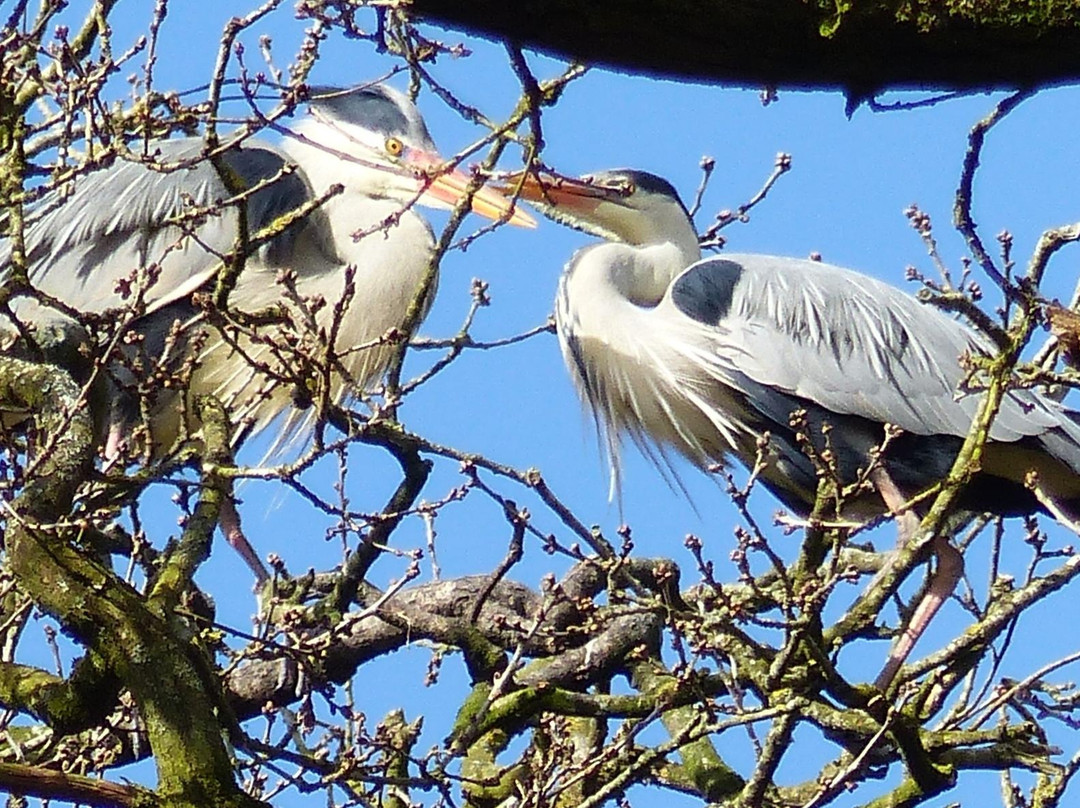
[503,168,695,250]
[289,84,534,227]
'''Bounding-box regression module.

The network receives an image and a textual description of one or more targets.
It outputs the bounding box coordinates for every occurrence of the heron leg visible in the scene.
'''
[868,466,920,537]
[220,498,271,584]
[869,467,964,689]
[97,396,269,583]
[101,424,126,471]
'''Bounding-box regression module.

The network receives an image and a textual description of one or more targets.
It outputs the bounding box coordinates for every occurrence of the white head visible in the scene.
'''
[510,168,700,266]
[283,83,534,226]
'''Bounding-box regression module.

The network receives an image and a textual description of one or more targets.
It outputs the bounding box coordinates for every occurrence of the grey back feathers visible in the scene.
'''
[670,253,1061,443]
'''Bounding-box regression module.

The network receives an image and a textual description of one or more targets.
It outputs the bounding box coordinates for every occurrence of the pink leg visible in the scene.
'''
[219,498,270,584]
[101,422,127,471]
[869,467,965,689]
[100,415,269,583]
[874,536,963,689]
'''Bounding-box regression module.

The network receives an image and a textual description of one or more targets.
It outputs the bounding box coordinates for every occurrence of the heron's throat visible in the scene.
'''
[608,240,698,308]
[617,194,701,270]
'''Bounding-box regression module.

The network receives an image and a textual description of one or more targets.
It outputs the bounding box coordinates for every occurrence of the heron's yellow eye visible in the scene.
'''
[384,137,404,157]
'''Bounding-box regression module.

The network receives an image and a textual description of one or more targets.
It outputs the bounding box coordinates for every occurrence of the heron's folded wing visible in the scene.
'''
[668,253,1060,442]
[5,138,312,316]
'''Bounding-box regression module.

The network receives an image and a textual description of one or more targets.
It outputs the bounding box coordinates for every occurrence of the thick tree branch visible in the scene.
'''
[0,761,147,808]
[405,0,1080,97]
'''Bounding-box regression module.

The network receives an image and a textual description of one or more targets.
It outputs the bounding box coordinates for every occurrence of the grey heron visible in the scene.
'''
[1,83,533,581]
[509,167,1080,688]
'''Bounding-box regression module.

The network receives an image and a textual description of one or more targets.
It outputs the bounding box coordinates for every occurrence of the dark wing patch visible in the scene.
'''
[219,144,316,265]
[670,259,744,325]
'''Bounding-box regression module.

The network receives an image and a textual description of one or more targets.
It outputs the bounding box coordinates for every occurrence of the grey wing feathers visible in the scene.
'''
[6,138,312,314]
[669,253,1063,442]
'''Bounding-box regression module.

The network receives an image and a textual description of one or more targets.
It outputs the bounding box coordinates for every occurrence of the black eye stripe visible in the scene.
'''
[306,85,437,153]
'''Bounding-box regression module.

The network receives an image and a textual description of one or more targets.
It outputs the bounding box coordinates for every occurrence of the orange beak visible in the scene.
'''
[408,149,536,228]
[498,169,630,215]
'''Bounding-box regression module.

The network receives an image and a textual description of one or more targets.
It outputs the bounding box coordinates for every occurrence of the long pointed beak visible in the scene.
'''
[494,168,630,222]
[498,169,622,215]
[407,150,536,228]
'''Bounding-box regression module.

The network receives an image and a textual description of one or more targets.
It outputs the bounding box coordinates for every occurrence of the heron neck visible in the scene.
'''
[624,241,696,305]
[580,204,701,306]
[621,201,701,272]
[571,239,695,309]
[321,192,434,267]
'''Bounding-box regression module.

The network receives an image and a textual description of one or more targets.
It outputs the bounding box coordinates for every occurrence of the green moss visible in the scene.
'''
[812,0,1080,37]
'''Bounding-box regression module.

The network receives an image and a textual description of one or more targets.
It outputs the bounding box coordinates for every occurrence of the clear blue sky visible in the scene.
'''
[25,3,1080,806]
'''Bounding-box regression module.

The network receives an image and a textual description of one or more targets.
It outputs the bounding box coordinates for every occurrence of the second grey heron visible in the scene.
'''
[1,83,533,581]
[509,167,1080,688]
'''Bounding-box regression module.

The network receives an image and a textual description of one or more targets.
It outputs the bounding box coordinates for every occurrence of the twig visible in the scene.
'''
[699,152,791,250]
